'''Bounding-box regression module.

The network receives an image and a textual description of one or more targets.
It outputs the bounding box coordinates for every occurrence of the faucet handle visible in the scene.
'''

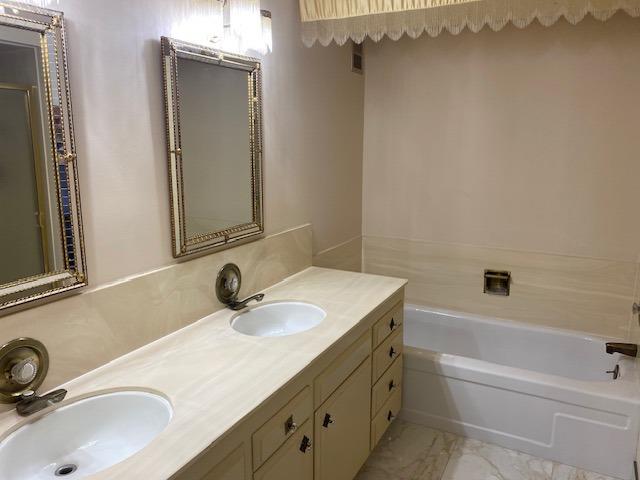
[19,390,36,400]
[10,358,38,385]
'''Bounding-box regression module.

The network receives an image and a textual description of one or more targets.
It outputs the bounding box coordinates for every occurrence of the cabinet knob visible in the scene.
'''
[322,413,334,428]
[284,415,297,435]
[299,435,312,453]
[387,410,396,422]
[388,380,396,392]
[389,347,396,358]
[389,318,396,331]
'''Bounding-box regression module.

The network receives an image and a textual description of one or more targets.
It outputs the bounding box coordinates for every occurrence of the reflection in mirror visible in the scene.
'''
[0,39,56,283]
[179,57,253,237]
[162,37,263,257]
[0,4,86,311]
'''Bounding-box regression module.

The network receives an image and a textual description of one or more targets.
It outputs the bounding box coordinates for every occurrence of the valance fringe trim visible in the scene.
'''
[301,0,640,46]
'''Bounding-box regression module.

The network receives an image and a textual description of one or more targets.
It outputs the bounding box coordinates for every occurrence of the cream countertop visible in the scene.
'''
[0,267,406,479]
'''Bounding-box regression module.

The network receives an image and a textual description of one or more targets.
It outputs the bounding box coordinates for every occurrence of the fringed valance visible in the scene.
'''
[299,0,640,46]
[299,0,480,21]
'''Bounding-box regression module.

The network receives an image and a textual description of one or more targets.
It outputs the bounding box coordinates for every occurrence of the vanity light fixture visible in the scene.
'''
[220,0,272,54]
[171,0,224,47]
[260,9,272,53]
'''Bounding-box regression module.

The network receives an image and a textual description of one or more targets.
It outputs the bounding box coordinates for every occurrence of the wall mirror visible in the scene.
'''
[0,2,86,312]
[161,37,264,258]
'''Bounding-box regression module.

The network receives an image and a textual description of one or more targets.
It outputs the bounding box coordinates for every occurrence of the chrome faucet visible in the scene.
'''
[605,342,638,357]
[15,389,67,416]
[215,263,265,311]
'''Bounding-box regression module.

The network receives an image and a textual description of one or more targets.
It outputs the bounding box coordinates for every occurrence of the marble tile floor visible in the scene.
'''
[356,420,620,480]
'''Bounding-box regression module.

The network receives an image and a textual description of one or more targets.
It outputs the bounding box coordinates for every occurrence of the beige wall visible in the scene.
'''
[23,0,364,288]
[0,2,364,388]
[362,14,640,337]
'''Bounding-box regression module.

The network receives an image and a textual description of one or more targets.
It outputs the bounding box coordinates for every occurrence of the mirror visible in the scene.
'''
[0,3,86,311]
[162,37,264,257]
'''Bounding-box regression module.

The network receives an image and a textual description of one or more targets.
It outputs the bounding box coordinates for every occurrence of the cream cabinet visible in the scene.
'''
[177,444,249,480]
[205,446,246,480]
[173,294,404,480]
[314,357,372,480]
[252,386,312,470]
[254,421,313,480]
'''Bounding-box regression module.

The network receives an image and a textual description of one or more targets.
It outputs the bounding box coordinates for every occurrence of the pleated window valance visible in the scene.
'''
[299,0,640,46]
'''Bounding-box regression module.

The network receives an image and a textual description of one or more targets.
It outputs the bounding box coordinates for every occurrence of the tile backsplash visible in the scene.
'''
[0,225,312,392]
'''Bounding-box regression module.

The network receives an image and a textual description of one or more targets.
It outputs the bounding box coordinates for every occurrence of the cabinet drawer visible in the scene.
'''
[254,420,313,480]
[371,355,403,418]
[252,386,312,471]
[372,327,403,382]
[372,302,403,348]
[314,330,371,408]
[370,388,402,449]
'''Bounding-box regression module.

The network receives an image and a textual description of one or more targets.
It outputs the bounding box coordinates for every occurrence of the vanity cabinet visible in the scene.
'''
[252,386,312,470]
[173,294,404,480]
[314,357,372,480]
[254,422,313,480]
[370,302,404,450]
[180,444,249,480]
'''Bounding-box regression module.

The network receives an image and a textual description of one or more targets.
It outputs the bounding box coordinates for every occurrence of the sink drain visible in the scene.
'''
[55,464,78,477]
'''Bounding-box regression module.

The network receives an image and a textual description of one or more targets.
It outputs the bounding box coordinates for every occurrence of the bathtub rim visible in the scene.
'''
[403,304,640,405]
[405,303,627,344]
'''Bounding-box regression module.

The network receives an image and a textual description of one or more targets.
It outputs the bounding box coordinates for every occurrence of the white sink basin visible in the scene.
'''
[0,390,172,479]
[231,301,326,337]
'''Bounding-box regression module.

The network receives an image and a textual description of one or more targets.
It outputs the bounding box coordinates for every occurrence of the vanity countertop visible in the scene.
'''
[0,267,406,479]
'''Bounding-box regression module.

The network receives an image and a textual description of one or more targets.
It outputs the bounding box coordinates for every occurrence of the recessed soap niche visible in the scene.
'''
[484,270,511,296]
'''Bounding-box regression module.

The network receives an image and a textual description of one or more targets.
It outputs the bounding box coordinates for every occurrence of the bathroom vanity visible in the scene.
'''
[0,267,406,479]
[177,277,405,480]
[172,267,404,480]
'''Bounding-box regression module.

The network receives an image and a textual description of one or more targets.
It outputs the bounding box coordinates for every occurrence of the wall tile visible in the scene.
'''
[313,236,363,272]
[0,225,312,392]
[363,236,635,338]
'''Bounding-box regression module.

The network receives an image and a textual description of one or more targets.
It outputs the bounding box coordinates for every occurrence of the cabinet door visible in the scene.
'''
[177,443,248,480]
[315,357,372,480]
[253,421,313,480]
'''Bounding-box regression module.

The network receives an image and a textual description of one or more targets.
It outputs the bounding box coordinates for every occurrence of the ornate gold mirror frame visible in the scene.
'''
[161,37,264,258]
[0,2,87,312]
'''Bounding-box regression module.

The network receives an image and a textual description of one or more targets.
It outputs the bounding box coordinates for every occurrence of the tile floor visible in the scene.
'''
[356,420,620,480]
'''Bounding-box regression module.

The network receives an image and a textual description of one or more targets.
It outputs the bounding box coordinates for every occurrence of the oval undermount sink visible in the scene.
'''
[0,390,172,479]
[231,301,327,337]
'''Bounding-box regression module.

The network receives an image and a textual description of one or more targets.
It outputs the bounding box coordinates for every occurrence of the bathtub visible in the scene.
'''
[401,305,640,480]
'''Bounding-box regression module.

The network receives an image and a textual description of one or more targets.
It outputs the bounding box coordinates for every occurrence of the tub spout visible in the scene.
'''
[605,342,638,357]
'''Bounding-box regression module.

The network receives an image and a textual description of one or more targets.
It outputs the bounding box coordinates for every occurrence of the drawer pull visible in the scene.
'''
[389,318,396,331]
[387,410,396,422]
[389,346,397,358]
[322,413,334,428]
[388,380,396,392]
[299,435,312,453]
[284,415,297,435]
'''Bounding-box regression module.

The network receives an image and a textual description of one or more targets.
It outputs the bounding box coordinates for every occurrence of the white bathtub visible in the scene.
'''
[401,305,640,480]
